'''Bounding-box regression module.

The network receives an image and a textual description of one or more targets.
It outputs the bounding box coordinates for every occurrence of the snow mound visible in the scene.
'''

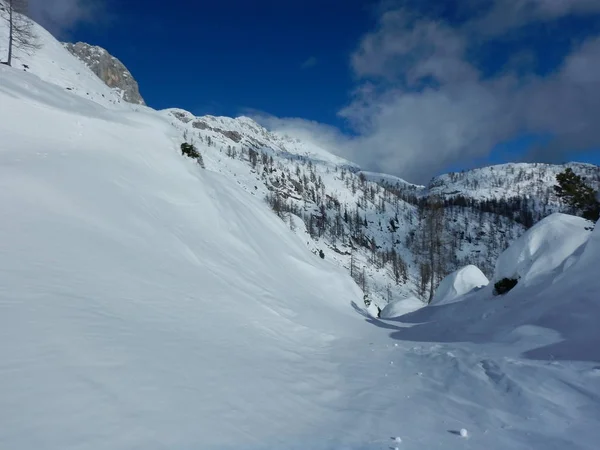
[493,213,591,286]
[380,296,425,319]
[431,265,489,305]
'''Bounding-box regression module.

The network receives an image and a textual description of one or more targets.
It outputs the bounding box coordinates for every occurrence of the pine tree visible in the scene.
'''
[555,168,600,221]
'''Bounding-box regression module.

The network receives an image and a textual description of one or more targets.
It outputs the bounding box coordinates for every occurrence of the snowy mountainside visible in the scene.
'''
[428,162,600,205]
[167,107,582,305]
[0,11,134,109]
[63,42,145,105]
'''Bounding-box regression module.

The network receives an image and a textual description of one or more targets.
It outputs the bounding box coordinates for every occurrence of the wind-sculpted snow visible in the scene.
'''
[430,265,489,305]
[493,213,591,286]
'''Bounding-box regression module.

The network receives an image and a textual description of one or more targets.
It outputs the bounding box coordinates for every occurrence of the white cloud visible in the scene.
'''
[469,0,600,36]
[351,9,476,84]
[259,2,600,183]
[519,37,600,160]
[28,0,103,37]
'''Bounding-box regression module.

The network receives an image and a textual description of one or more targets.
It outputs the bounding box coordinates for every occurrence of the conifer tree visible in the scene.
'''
[555,168,599,221]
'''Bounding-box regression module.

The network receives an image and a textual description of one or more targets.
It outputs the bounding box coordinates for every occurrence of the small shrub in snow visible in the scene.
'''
[319,249,325,259]
[180,143,204,168]
[181,142,199,158]
[493,277,518,296]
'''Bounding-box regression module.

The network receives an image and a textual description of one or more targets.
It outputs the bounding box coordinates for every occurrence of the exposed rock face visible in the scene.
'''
[190,119,242,142]
[63,42,145,105]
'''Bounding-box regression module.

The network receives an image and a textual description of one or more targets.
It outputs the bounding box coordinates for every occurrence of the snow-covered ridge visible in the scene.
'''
[164,108,357,167]
[427,162,600,202]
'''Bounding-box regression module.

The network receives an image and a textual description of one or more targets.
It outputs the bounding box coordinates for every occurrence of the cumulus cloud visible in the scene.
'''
[28,0,104,37]
[261,1,600,183]
[350,9,476,84]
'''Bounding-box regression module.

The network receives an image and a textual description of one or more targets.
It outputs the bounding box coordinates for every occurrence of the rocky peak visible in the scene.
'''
[63,42,145,105]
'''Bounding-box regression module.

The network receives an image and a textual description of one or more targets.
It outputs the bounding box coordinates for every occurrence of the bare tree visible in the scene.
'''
[414,197,447,303]
[1,0,40,67]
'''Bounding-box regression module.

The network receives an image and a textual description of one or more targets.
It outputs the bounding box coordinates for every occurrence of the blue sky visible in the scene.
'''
[72,0,373,127]
[33,0,600,182]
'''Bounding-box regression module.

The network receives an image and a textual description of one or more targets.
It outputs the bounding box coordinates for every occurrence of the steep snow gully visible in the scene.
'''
[1,13,600,450]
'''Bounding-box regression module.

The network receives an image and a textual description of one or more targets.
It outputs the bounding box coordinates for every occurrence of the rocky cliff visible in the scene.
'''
[63,42,145,105]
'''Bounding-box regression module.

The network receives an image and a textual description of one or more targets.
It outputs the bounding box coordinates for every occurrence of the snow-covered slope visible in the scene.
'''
[0,61,369,450]
[493,213,591,286]
[0,11,131,108]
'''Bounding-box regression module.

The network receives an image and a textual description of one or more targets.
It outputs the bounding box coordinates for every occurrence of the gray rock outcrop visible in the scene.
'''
[63,42,145,105]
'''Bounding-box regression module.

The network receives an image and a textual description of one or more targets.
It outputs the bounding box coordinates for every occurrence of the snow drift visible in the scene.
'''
[493,213,591,286]
[430,265,489,305]
[379,296,425,319]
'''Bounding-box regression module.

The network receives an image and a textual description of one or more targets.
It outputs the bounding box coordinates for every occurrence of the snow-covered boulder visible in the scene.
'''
[431,265,489,305]
[380,297,425,319]
[493,213,591,286]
